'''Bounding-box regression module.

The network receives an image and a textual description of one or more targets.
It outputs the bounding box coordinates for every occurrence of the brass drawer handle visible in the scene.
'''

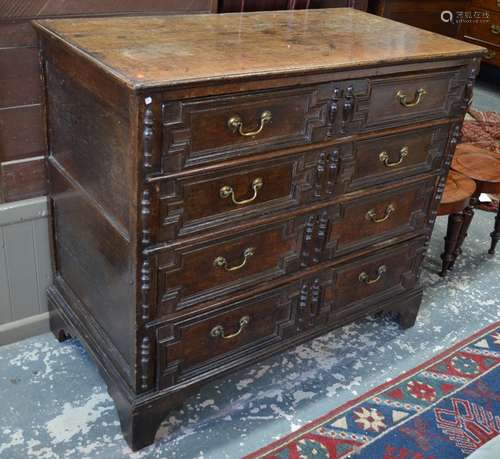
[491,24,500,35]
[228,110,272,137]
[485,50,497,60]
[214,247,255,272]
[365,204,396,223]
[220,178,263,205]
[359,265,387,285]
[396,88,427,108]
[379,146,409,168]
[210,315,250,340]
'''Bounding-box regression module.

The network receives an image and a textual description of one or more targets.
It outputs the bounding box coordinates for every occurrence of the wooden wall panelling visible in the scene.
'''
[0,1,216,204]
[0,157,47,202]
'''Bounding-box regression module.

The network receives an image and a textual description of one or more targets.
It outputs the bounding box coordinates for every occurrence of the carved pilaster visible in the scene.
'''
[141,257,151,322]
[326,149,339,195]
[297,277,323,330]
[425,123,461,246]
[301,216,316,266]
[462,59,480,112]
[301,212,330,267]
[143,103,154,170]
[313,149,341,198]
[141,189,151,245]
[140,336,151,390]
[314,153,326,198]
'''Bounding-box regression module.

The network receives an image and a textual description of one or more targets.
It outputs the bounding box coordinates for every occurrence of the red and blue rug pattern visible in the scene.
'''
[246,321,500,459]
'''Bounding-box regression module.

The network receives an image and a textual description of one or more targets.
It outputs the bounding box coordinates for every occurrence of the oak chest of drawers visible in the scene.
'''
[34,9,485,450]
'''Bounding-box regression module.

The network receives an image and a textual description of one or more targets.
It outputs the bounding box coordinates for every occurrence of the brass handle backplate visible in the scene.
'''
[227,110,272,137]
[210,315,250,340]
[359,265,387,285]
[365,204,396,223]
[379,146,409,168]
[396,88,427,107]
[491,24,500,35]
[214,247,255,272]
[220,178,263,205]
[485,50,497,60]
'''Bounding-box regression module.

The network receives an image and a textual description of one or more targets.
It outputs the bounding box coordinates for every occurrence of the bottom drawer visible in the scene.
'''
[156,237,426,389]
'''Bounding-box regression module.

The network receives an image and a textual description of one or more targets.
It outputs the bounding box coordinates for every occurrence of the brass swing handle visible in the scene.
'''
[491,24,500,35]
[227,110,272,137]
[220,178,263,205]
[396,88,427,108]
[379,146,409,168]
[359,265,387,285]
[214,247,255,272]
[210,316,250,340]
[365,204,396,223]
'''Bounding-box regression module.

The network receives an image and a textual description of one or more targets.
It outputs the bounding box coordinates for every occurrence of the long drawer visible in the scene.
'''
[160,67,465,173]
[154,124,449,242]
[156,238,425,388]
[150,176,435,317]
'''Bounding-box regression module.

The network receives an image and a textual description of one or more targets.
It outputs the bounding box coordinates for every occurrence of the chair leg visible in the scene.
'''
[489,203,500,255]
[449,205,474,269]
[440,213,464,277]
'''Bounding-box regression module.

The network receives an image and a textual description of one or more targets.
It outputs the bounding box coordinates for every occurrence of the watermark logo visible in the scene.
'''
[441,10,453,23]
[441,10,490,24]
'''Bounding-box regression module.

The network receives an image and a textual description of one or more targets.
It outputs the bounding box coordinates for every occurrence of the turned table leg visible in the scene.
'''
[450,205,475,269]
[489,204,500,255]
[440,213,464,277]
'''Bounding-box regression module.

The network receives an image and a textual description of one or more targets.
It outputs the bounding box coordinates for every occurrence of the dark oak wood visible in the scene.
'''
[34,8,484,451]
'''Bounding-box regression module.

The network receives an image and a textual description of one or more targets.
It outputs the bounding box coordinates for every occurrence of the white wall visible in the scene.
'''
[0,197,52,345]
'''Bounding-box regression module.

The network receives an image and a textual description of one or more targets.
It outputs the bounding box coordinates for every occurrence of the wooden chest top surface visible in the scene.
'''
[33,8,485,89]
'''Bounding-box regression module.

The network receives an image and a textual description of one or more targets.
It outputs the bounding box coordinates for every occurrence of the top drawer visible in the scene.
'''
[159,67,466,172]
[364,69,465,130]
[161,83,334,171]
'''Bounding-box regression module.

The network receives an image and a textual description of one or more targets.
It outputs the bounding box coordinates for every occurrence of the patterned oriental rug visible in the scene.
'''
[245,322,500,459]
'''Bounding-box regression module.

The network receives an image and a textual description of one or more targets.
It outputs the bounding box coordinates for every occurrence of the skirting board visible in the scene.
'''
[0,312,50,346]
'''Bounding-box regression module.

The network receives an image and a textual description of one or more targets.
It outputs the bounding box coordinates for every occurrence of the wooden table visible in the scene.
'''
[438,171,477,276]
[452,144,500,255]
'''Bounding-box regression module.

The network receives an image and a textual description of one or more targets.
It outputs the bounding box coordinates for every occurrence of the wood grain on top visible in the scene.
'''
[33,8,485,89]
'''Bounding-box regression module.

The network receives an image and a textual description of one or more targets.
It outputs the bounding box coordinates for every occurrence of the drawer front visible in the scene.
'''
[160,79,374,172]
[156,281,303,387]
[349,125,449,191]
[154,219,307,315]
[152,177,435,318]
[162,84,331,170]
[332,239,424,318]
[155,239,424,388]
[365,69,465,129]
[155,127,445,243]
[464,9,500,48]
[326,177,435,257]
[156,144,353,242]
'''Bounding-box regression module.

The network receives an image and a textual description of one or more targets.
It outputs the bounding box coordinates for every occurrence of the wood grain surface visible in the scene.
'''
[33,8,485,89]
